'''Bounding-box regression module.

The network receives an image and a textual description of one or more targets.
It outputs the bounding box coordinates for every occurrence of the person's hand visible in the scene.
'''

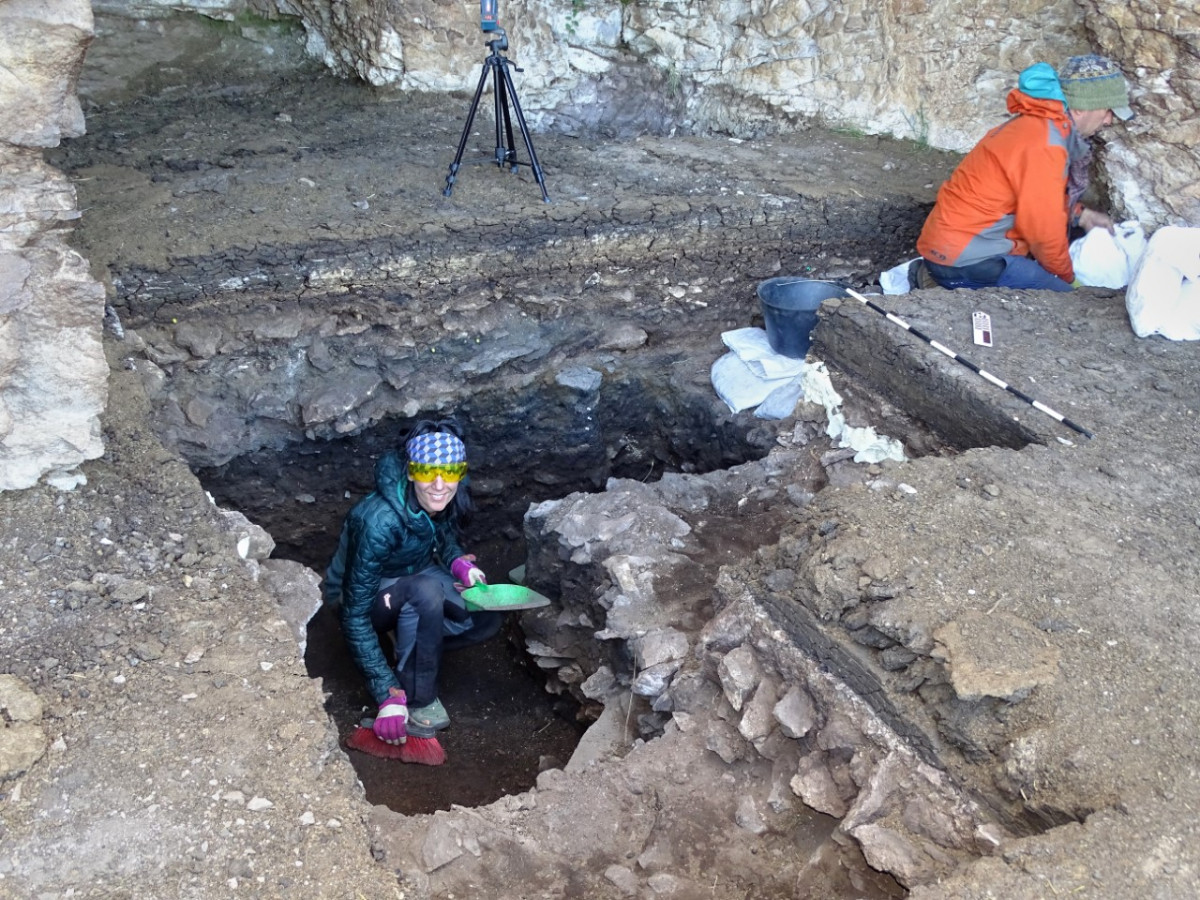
[450,554,487,591]
[373,688,408,745]
[1078,208,1115,233]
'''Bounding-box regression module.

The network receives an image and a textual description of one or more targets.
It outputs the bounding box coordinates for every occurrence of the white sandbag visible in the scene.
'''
[1125,226,1200,340]
[721,327,806,380]
[1070,220,1147,288]
[711,351,799,413]
[711,328,807,415]
[880,257,919,295]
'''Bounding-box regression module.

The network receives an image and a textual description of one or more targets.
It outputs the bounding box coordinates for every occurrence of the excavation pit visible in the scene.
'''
[193,377,915,897]
[196,374,785,814]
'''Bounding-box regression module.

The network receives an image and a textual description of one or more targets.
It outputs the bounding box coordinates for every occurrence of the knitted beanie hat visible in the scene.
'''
[1059,54,1134,120]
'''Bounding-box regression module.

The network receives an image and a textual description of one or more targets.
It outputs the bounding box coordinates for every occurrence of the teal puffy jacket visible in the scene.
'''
[323,451,467,703]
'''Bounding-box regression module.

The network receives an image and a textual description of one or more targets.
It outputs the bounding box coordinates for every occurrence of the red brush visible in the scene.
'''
[344,727,446,766]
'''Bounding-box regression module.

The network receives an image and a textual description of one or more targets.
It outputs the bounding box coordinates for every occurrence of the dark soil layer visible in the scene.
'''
[307,608,585,814]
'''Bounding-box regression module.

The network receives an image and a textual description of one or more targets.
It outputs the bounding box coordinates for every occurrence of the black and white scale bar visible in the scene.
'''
[843,288,1094,440]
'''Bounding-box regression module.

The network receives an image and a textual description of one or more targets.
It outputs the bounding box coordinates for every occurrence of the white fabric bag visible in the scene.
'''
[710,328,806,414]
[1125,226,1200,340]
[1070,220,1147,289]
[880,257,919,295]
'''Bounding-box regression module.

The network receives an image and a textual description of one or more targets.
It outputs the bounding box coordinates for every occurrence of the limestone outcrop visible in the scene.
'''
[0,0,106,491]
[0,0,89,147]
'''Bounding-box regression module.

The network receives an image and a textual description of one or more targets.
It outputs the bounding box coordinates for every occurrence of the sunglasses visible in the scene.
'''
[408,461,468,483]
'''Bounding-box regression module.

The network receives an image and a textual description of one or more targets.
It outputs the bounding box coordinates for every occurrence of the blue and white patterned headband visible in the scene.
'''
[406,431,467,465]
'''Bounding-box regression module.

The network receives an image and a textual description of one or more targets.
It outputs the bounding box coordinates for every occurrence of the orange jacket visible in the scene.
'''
[918,90,1076,283]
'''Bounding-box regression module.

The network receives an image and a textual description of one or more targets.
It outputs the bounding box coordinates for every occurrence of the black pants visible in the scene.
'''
[369,566,502,706]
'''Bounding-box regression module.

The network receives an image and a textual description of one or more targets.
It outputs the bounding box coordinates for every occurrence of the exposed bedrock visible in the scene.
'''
[0,0,106,491]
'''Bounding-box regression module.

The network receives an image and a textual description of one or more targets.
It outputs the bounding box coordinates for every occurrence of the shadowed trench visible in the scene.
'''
[199,372,774,814]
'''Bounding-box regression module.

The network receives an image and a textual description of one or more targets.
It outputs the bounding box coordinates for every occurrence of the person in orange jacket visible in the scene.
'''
[916,54,1135,291]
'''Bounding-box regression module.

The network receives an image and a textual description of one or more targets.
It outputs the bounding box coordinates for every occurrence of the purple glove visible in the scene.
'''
[450,555,487,588]
[373,691,408,745]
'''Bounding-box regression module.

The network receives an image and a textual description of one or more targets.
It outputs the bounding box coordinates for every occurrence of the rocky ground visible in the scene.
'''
[4,12,1200,900]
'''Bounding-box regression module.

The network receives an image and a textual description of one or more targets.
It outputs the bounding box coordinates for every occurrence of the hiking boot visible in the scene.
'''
[407,698,450,738]
[909,258,939,290]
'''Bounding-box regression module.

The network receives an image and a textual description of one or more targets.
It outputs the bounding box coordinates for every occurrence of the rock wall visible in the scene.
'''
[1081,2,1200,230]
[0,0,107,491]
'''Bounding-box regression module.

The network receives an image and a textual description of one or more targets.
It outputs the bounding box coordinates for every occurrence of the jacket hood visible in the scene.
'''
[1007,63,1070,122]
[1006,87,1071,123]
[374,450,414,519]
[1018,62,1067,106]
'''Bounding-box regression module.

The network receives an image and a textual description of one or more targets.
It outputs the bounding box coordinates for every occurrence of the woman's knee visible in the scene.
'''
[444,611,503,651]
[405,574,450,615]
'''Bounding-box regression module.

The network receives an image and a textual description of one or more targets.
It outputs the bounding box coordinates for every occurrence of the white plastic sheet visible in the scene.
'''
[1125,226,1200,340]
[720,327,806,381]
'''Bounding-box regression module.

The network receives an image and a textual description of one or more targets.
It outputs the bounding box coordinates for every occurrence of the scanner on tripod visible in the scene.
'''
[443,0,550,201]
[480,0,498,31]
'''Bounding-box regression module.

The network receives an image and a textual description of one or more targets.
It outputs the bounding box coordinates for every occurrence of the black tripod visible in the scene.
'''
[443,27,550,202]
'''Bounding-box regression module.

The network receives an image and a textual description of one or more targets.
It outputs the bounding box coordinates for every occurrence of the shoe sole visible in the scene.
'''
[406,721,443,739]
[407,703,450,738]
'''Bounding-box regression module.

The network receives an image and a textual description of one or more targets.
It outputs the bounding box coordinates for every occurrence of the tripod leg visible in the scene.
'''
[498,61,550,202]
[491,64,513,169]
[444,58,494,197]
[496,75,519,172]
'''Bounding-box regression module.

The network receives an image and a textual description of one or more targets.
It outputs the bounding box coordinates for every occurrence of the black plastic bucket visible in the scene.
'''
[756,278,848,358]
